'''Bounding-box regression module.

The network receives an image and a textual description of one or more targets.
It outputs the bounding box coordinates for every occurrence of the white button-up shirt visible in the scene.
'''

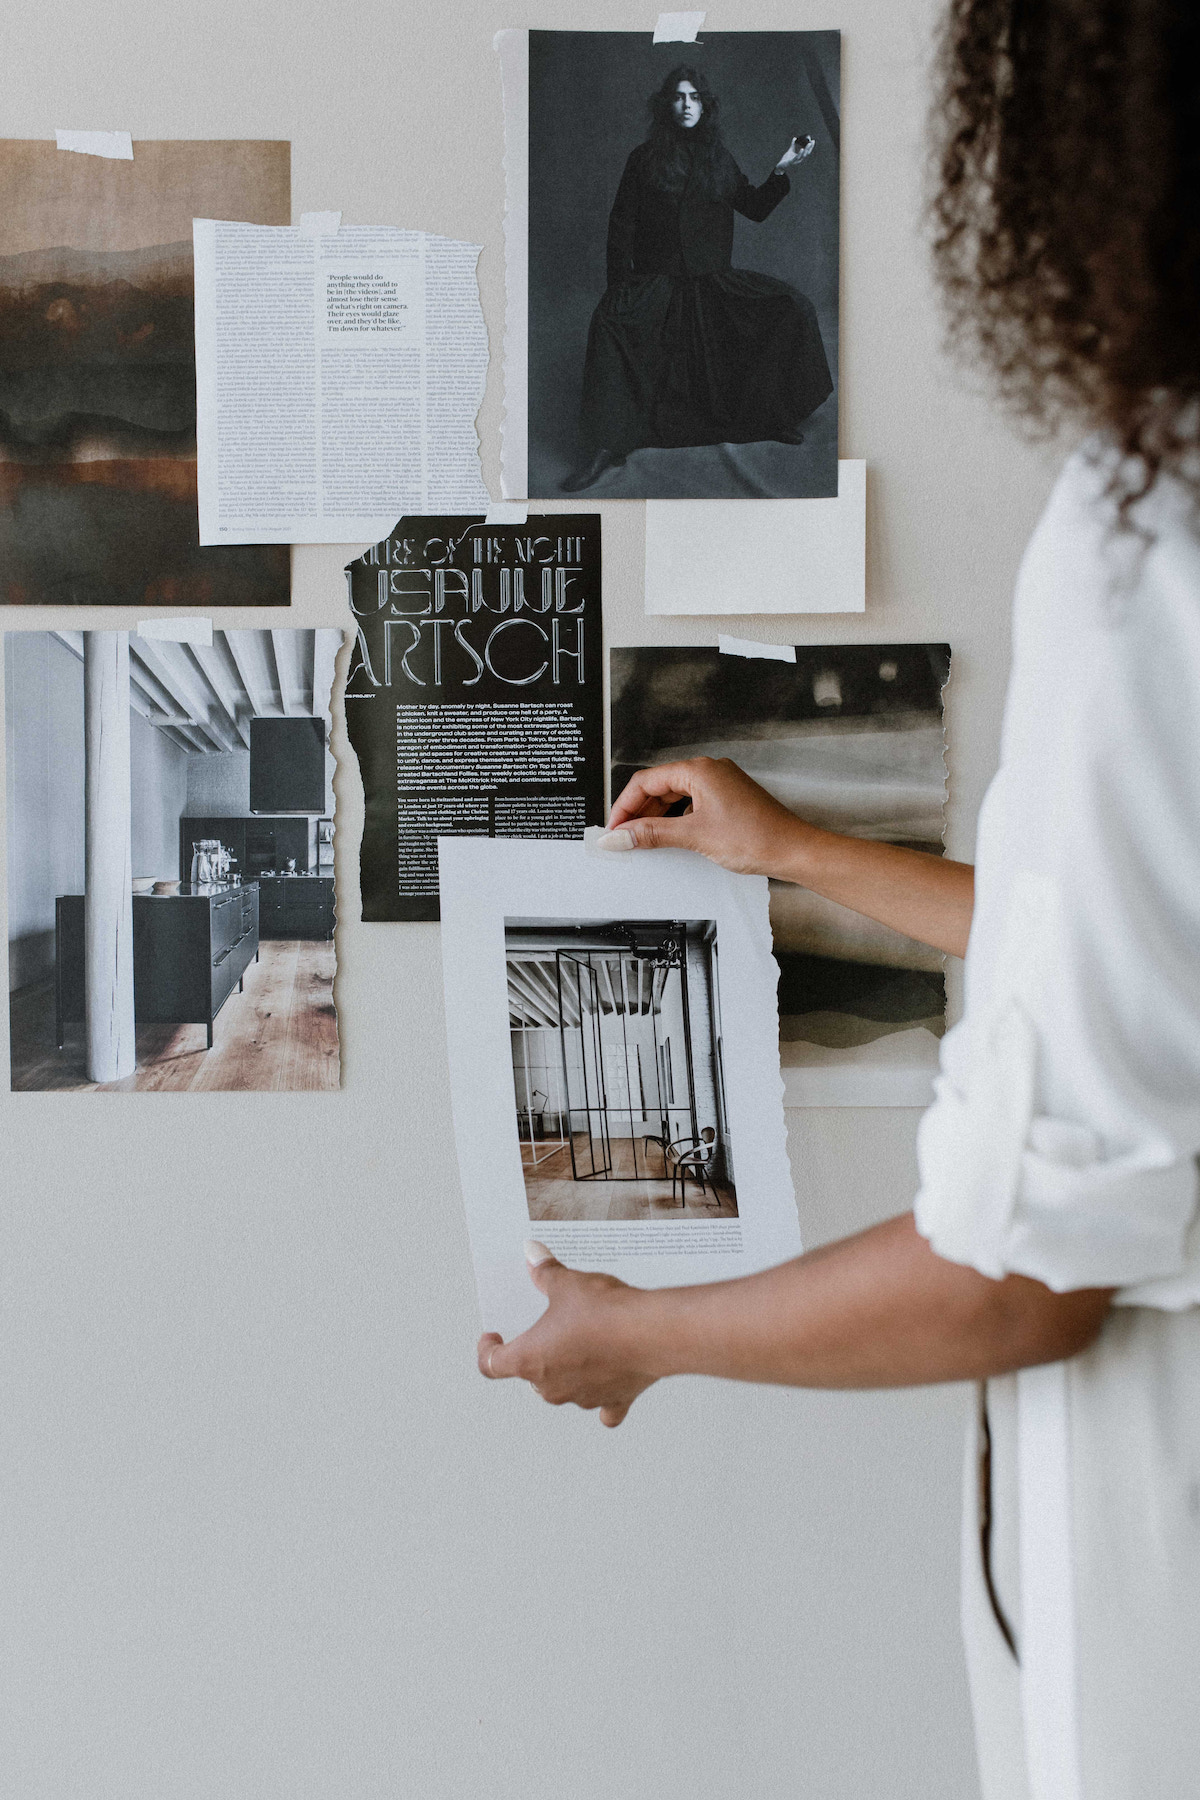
[915,443,1200,1304]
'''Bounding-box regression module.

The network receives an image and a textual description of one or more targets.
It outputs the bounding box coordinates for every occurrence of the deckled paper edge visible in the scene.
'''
[495,28,529,501]
[56,128,133,159]
[194,222,490,543]
[438,839,799,1337]
[653,10,705,43]
[136,616,213,646]
[718,635,796,662]
[317,627,346,1091]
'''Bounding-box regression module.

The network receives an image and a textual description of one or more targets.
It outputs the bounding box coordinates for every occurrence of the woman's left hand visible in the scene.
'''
[775,134,815,171]
[477,1244,660,1428]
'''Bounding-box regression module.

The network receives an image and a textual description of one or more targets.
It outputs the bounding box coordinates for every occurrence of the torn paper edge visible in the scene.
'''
[55,128,133,160]
[438,837,800,1338]
[136,616,213,646]
[496,28,529,501]
[299,210,342,235]
[653,10,705,43]
[782,637,951,1108]
[319,627,346,1092]
[718,635,796,663]
[193,222,490,544]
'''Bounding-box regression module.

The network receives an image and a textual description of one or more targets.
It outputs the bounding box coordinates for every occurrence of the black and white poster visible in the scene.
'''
[500,30,840,502]
[345,514,605,921]
[611,643,951,1105]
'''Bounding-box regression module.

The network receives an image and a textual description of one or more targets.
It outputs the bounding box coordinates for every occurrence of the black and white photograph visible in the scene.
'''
[521,30,840,500]
[506,917,737,1222]
[611,644,950,1102]
[6,627,341,1092]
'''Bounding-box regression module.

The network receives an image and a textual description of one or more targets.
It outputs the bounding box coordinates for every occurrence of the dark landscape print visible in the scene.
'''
[0,140,290,605]
[610,644,951,1088]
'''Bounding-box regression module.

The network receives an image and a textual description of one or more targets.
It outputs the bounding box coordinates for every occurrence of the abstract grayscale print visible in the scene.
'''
[610,645,951,1090]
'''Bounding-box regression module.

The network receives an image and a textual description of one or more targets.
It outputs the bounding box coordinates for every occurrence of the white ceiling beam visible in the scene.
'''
[223,630,280,719]
[507,963,560,1028]
[130,639,240,753]
[189,638,252,749]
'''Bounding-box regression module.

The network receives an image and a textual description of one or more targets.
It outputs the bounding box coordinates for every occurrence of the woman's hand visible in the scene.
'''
[478,1244,660,1428]
[603,756,804,878]
[600,756,976,960]
[478,1224,1114,1417]
[775,134,815,172]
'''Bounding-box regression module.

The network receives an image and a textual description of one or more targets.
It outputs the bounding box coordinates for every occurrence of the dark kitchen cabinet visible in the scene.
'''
[250,717,326,814]
[257,876,335,940]
[56,884,259,1051]
[179,816,310,884]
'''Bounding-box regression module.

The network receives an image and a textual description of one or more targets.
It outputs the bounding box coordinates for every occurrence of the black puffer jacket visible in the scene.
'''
[605,141,790,287]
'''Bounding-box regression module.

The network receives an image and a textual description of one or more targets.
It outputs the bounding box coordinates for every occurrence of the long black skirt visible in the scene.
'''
[578,269,833,455]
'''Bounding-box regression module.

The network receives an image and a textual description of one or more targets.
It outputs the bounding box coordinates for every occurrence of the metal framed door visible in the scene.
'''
[557,952,612,1179]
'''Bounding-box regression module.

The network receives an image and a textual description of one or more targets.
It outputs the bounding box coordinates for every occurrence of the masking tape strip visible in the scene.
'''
[55,128,133,159]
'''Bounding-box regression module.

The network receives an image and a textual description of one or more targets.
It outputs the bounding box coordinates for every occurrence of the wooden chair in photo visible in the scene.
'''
[666,1127,719,1207]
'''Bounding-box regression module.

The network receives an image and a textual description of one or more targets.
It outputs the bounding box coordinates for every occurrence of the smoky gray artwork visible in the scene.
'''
[610,643,951,1104]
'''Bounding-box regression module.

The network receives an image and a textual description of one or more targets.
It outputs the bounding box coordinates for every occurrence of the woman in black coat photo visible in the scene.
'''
[561,66,834,493]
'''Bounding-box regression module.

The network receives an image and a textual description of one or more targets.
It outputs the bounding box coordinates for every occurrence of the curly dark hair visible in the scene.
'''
[643,65,732,197]
[931,0,1200,501]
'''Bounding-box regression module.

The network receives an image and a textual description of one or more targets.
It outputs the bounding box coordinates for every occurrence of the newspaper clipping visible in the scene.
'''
[194,223,490,544]
[345,514,605,921]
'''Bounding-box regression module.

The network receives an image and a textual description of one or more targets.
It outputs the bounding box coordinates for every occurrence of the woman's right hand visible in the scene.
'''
[602,757,806,878]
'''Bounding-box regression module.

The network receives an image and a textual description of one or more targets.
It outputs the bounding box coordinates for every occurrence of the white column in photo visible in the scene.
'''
[83,631,135,1084]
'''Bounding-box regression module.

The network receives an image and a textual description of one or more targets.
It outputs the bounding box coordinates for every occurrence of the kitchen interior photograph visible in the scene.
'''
[5,627,342,1092]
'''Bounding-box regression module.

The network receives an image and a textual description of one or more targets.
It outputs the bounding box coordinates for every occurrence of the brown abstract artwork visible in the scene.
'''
[0,140,291,606]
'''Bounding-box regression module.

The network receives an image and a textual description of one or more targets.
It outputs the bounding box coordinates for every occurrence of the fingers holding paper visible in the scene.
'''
[604,756,803,876]
[476,1244,658,1427]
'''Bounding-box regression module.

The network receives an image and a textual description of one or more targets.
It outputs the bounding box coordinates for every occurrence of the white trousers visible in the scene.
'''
[962,1306,1200,1800]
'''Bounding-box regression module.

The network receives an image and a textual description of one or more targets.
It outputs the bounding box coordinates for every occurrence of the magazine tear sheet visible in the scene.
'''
[439,838,802,1339]
[193,221,490,544]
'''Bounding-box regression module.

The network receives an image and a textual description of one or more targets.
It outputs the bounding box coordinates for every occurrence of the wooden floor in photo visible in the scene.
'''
[522,1137,738,1222]
[8,940,339,1093]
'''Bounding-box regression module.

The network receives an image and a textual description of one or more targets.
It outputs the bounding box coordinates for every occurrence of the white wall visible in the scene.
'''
[185,745,336,876]
[6,635,191,987]
[0,3,1066,1796]
[130,710,189,884]
[5,632,85,989]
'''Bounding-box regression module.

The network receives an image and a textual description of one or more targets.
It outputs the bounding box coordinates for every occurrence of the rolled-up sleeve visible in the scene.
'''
[915,1012,1200,1294]
[914,462,1200,1302]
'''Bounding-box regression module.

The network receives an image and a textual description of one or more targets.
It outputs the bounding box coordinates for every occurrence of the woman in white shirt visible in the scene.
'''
[478,3,1200,1794]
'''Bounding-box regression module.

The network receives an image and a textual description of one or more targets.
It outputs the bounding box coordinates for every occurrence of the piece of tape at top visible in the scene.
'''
[137,616,213,647]
[653,11,705,42]
[718,634,797,663]
[299,211,342,234]
[55,128,134,160]
[485,502,529,525]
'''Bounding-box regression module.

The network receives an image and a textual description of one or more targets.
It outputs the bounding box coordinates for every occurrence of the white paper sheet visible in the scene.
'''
[440,838,802,1338]
[194,220,490,545]
[645,460,866,614]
